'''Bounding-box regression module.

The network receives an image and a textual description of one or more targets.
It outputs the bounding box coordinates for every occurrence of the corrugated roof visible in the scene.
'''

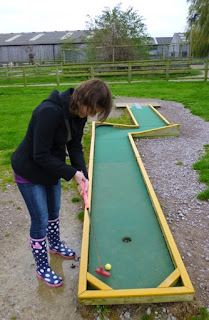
[172,33,187,43]
[156,37,172,44]
[5,34,22,42]
[0,31,178,47]
[177,33,187,42]
[0,30,87,46]
[148,37,157,44]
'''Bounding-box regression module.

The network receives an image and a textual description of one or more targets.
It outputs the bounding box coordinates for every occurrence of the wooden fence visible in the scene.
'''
[0,59,208,86]
[62,60,191,82]
[0,64,61,86]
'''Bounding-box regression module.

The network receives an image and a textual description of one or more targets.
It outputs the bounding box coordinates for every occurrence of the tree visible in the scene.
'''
[84,3,150,62]
[187,0,209,57]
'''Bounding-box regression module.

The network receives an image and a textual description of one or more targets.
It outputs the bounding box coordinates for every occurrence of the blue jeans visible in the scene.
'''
[17,181,61,239]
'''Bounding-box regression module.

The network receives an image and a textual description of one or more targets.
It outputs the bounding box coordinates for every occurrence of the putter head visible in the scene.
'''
[95,266,111,278]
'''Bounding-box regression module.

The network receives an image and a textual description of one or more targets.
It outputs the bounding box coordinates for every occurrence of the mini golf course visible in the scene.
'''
[78,103,194,305]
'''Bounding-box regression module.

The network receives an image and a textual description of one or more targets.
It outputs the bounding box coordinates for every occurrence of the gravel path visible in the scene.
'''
[114,96,209,307]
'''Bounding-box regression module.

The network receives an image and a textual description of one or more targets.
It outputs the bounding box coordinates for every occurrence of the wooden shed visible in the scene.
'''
[0,30,87,64]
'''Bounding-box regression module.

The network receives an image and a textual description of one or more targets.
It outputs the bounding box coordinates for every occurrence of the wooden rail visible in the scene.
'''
[0,59,208,86]
[62,60,191,82]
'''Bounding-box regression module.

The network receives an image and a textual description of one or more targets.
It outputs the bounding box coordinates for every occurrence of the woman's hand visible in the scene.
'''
[83,179,89,194]
[74,171,89,195]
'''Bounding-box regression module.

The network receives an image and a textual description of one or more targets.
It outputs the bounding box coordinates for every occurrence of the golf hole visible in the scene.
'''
[122,237,132,243]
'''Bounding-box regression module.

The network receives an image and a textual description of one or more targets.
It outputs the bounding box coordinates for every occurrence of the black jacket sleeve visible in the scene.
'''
[66,118,88,179]
[32,107,77,181]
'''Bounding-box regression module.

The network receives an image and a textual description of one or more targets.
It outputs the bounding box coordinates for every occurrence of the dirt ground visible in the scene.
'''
[0,99,208,320]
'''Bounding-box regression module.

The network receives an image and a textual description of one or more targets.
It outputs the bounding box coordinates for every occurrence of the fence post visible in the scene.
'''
[163,45,166,60]
[128,63,132,83]
[10,65,14,79]
[23,67,27,87]
[90,66,94,79]
[112,47,115,63]
[56,67,60,85]
[204,60,208,82]
[63,50,66,64]
[166,60,169,81]
[35,65,38,77]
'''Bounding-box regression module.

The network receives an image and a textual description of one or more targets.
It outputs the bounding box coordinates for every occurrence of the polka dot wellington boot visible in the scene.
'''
[47,218,75,259]
[30,237,63,287]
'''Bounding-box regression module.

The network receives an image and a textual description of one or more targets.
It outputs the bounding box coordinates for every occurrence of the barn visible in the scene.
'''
[0,30,87,65]
[0,31,188,65]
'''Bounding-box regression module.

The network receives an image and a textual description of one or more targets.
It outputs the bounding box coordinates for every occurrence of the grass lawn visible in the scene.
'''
[109,81,209,121]
[0,81,209,199]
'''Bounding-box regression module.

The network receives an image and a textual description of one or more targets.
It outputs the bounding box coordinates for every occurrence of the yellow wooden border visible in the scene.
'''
[131,125,180,138]
[148,104,171,125]
[95,104,139,128]
[128,132,193,290]
[78,206,90,295]
[80,286,193,299]
[158,268,181,288]
[126,105,139,127]
[87,273,113,290]
[78,122,95,295]
[79,286,194,305]
[78,104,194,304]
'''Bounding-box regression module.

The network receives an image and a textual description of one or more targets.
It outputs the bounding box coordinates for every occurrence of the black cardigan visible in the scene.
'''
[11,88,88,185]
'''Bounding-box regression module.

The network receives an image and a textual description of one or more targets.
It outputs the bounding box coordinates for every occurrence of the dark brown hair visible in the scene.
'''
[69,79,113,121]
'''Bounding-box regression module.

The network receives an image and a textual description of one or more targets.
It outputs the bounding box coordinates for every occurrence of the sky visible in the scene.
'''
[0,0,190,37]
